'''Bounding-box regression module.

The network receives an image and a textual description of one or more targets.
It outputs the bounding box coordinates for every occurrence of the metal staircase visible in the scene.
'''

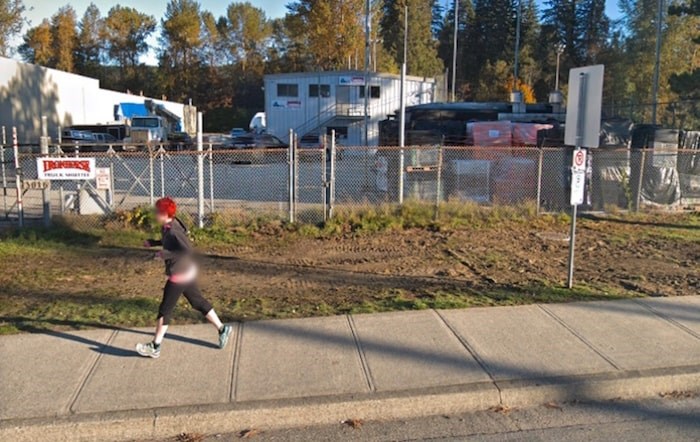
[294,104,366,139]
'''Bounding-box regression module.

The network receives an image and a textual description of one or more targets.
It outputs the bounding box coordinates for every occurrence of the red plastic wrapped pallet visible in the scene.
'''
[511,123,554,146]
[467,121,513,146]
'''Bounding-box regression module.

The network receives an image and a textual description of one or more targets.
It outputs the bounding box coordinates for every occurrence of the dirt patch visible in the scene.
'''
[0,213,698,333]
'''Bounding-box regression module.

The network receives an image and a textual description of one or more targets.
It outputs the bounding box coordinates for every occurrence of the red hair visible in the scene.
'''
[155,197,177,218]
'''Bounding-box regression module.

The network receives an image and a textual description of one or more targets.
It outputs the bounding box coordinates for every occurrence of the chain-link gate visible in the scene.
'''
[2,121,699,230]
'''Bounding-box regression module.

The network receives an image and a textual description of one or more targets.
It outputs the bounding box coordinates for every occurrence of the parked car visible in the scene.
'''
[226,134,288,164]
[230,134,288,150]
[61,129,108,152]
[91,133,118,143]
[62,129,94,144]
[299,133,342,161]
[249,112,266,134]
[230,128,247,137]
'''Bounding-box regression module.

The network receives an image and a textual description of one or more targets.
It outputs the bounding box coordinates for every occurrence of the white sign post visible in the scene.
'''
[95,167,111,190]
[564,65,604,289]
[570,149,587,205]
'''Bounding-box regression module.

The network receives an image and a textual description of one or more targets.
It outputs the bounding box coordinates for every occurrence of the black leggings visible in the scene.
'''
[157,280,213,325]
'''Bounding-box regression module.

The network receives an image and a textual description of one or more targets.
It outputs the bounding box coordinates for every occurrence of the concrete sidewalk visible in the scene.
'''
[2,296,700,441]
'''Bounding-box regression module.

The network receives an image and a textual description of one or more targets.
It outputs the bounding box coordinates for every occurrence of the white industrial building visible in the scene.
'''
[263,71,436,146]
[0,57,190,144]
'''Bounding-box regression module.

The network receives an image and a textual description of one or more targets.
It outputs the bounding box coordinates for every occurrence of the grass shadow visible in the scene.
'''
[1,316,220,351]
[582,213,700,230]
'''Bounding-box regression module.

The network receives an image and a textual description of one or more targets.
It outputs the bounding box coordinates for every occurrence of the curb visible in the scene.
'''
[2,366,700,442]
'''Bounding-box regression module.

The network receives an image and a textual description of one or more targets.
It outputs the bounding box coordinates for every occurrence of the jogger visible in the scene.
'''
[136,197,232,358]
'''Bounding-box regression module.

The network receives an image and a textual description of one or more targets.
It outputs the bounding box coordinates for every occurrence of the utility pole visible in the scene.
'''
[651,0,664,125]
[513,0,522,91]
[451,0,459,102]
[364,0,371,147]
[399,5,408,204]
[555,43,566,91]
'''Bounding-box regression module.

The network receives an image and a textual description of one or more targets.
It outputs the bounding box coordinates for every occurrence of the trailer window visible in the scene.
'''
[277,83,299,97]
[359,86,381,99]
[309,84,331,98]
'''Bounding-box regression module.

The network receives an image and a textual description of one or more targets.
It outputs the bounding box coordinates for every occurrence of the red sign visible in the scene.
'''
[37,158,96,180]
[572,149,587,172]
[42,160,92,173]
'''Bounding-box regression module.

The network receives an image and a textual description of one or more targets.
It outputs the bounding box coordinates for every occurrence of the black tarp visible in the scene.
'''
[679,131,700,200]
[592,120,634,210]
[630,126,682,206]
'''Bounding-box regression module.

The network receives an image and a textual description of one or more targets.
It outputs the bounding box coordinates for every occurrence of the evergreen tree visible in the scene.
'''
[75,3,104,78]
[578,0,609,63]
[19,19,52,65]
[542,0,609,67]
[103,5,156,89]
[159,0,203,102]
[200,11,227,67]
[620,0,699,123]
[50,6,77,73]
[223,1,271,72]
[437,0,475,98]
[286,0,365,71]
[19,6,77,72]
[0,0,25,56]
[381,0,444,77]
[668,0,699,99]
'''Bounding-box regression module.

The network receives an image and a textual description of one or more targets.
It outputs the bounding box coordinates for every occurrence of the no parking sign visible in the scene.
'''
[570,149,587,206]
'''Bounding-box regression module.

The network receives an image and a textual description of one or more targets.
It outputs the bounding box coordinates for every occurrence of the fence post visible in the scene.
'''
[148,145,155,206]
[322,137,327,222]
[196,112,204,228]
[634,149,647,212]
[536,148,544,215]
[435,144,443,220]
[40,116,51,227]
[12,127,23,228]
[399,146,405,205]
[58,130,64,214]
[293,133,299,222]
[288,129,294,223]
[1,126,7,218]
[159,147,165,198]
[329,130,336,219]
[208,143,214,215]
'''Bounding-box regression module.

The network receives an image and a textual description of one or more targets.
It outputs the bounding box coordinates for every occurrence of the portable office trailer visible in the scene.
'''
[263,71,436,146]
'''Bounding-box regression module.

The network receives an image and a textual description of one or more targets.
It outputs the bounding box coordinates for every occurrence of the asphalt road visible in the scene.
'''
[194,394,700,441]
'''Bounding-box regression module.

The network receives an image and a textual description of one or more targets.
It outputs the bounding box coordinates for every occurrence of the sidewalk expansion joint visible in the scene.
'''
[230,322,244,402]
[67,328,117,414]
[537,304,621,371]
[347,314,376,393]
[632,299,700,340]
[432,309,504,403]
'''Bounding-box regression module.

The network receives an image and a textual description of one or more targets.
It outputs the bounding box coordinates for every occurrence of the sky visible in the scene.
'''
[19,0,621,64]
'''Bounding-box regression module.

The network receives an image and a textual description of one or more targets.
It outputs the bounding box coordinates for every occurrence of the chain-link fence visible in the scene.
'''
[2,138,699,230]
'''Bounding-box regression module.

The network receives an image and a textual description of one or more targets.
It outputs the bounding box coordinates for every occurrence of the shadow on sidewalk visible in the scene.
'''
[249,317,700,430]
[2,302,700,429]
[1,316,219,355]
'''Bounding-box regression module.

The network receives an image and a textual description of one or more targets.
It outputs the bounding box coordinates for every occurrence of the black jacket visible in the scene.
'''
[149,218,195,276]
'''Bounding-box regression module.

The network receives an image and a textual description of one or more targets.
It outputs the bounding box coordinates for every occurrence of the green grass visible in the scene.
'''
[329,282,633,316]
[0,295,159,335]
[0,205,695,335]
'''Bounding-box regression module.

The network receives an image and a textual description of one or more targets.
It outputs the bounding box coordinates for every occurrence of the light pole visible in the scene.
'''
[399,5,408,204]
[555,43,565,91]
[651,0,664,125]
[363,0,370,147]
[451,0,459,102]
[513,0,522,91]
